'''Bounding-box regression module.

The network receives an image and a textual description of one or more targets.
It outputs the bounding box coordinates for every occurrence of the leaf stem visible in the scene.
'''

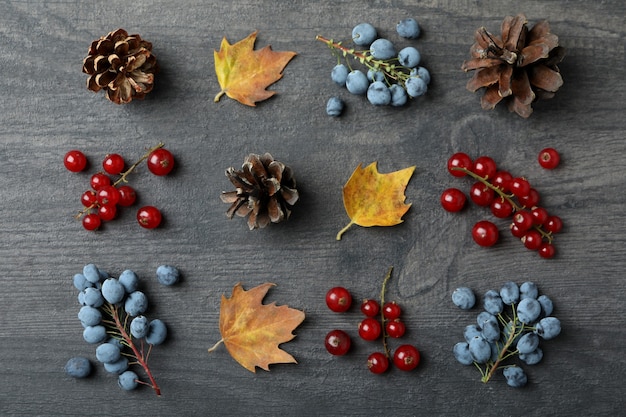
[336,220,355,240]
[208,338,225,353]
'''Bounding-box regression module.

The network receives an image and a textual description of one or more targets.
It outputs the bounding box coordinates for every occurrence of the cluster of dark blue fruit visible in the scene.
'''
[451,281,561,388]
[66,263,180,395]
[316,18,431,116]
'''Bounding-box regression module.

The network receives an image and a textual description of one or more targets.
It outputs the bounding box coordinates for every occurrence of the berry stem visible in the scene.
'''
[102,303,161,396]
[379,266,394,358]
[481,306,522,383]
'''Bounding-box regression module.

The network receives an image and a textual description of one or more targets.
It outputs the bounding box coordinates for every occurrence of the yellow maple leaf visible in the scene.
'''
[213,31,297,106]
[208,282,305,372]
[336,162,416,240]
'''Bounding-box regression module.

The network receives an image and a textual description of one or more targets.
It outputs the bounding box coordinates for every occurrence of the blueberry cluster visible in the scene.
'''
[317,18,431,116]
[451,281,561,388]
[71,263,179,395]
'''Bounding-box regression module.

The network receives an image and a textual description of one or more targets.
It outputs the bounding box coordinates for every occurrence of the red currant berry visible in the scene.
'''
[469,182,495,207]
[492,171,513,192]
[358,317,382,341]
[518,188,540,208]
[102,153,125,175]
[117,185,137,207]
[522,230,543,250]
[530,207,549,225]
[447,152,473,177]
[472,220,499,247]
[440,188,467,212]
[490,198,514,218]
[64,150,88,173]
[324,329,351,356]
[510,223,526,238]
[510,177,531,198]
[385,319,406,338]
[367,352,389,374]
[382,301,402,320]
[393,344,421,371]
[538,242,556,259]
[82,213,101,231]
[81,190,97,207]
[90,173,111,190]
[472,156,497,179]
[544,215,563,234]
[538,148,560,169]
[513,210,534,232]
[147,148,175,176]
[325,287,352,313]
[137,205,162,229]
[98,204,117,222]
[96,185,120,207]
[360,299,380,317]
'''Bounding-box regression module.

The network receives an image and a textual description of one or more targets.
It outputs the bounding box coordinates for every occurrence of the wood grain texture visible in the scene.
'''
[0,0,625,415]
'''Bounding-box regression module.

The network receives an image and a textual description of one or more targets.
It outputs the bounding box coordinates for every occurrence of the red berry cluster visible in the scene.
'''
[441,151,562,258]
[324,268,421,373]
[64,143,175,231]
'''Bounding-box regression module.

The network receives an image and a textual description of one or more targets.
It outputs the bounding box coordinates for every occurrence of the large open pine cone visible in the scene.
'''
[462,14,565,118]
[82,29,158,104]
[221,153,299,230]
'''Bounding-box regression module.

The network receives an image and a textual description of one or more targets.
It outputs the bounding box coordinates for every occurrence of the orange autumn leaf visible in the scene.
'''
[208,282,305,372]
[213,31,297,106]
[336,162,416,240]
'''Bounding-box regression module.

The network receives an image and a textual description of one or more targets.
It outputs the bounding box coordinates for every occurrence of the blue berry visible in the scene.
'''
[146,319,167,345]
[537,294,554,316]
[326,96,344,117]
[503,366,527,388]
[483,289,503,314]
[83,264,100,283]
[520,281,538,299]
[516,332,539,354]
[352,23,377,46]
[468,336,491,364]
[534,317,561,340]
[463,324,482,343]
[389,84,407,107]
[499,281,520,305]
[103,356,129,374]
[452,287,475,310]
[118,370,139,391]
[517,298,541,324]
[345,70,369,95]
[130,315,149,339]
[156,265,180,286]
[476,311,497,329]
[367,69,386,82]
[369,38,396,60]
[453,342,474,365]
[78,305,102,327]
[81,287,104,308]
[331,64,349,86]
[519,347,543,365]
[415,66,431,84]
[101,278,126,304]
[396,18,420,39]
[73,274,90,291]
[65,357,92,378]
[118,269,139,293]
[480,318,500,343]
[124,291,148,316]
[83,325,107,344]
[405,76,427,97]
[398,46,420,68]
[366,81,391,106]
[95,342,121,364]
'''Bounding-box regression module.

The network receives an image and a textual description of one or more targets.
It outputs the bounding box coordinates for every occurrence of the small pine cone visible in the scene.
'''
[82,29,158,104]
[462,14,565,118]
[221,153,299,230]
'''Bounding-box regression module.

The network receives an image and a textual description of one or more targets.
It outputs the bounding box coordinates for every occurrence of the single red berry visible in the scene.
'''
[82,213,101,231]
[383,301,402,320]
[385,319,406,338]
[137,205,162,229]
[102,153,125,175]
[522,230,543,250]
[538,148,560,169]
[393,344,421,371]
[510,177,531,198]
[326,287,352,313]
[90,173,111,190]
[358,317,382,341]
[492,171,513,192]
[490,198,514,218]
[367,352,389,374]
[64,150,88,173]
[538,242,556,259]
[81,190,97,207]
[543,216,563,234]
[440,188,467,212]
[117,185,137,207]
[98,204,117,222]
[510,223,526,238]
[360,299,380,317]
[513,210,534,232]
[472,221,499,247]
[96,185,120,207]
[469,182,495,207]
[324,329,351,356]
[472,156,497,179]
[147,148,175,176]
[518,188,540,208]
[530,207,549,225]
[447,152,473,177]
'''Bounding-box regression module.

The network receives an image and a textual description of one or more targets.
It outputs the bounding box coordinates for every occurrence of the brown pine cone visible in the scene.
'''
[221,153,299,230]
[462,14,565,118]
[82,29,158,104]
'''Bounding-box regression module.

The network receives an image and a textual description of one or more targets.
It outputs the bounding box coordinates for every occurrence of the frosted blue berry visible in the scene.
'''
[326,97,344,117]
[65,357,92,378]
[519,347,543,365]
[352,23,377,46]
[453,342,474,365]
[476,311,497,329]
[483,289,503,314]
[83,264,100,283]
[463,324,481,343]
[468,336,491,364]
[537,294,554,317]
[398,46,420,68]
[82,287,104,308]
[534,317,561,340]
[156,265,180,286]
[124,291,148,316]
[415,66,431,84]
[345,70,369,95]
[517,298,541,324]
[369,38,396,60]
[73,274,90,291]
[118,370,139,391]
[367,69,385,82]
[95,342,121,364]
[389,84,408,107]
[78,305,102,327]
[101,278,126,304]
[396,18,420,39]
[331,64,349,86]
[452,287,475,310]
[405,76,427,97]
[503,366,527,388]
[146,319,167,345]
[516,332,539,354]
[481,318,500,343]
[366,81,391,106]
[103,356,129,374]
[83,325,107,344]
[118,269,139,293]
[499,281,520,305]
[130,315,149,339]
[520,281,538,299]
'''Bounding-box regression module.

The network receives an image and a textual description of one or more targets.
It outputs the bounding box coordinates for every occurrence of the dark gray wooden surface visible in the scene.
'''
[1,0,624,416]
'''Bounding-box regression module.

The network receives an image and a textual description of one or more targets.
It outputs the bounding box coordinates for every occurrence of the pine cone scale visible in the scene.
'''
[529,65,563,92]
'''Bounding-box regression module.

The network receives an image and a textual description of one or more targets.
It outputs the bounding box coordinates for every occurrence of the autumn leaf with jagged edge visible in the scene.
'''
[208,283,305,372]
[213,31,297,106]
[336,162,416,240]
